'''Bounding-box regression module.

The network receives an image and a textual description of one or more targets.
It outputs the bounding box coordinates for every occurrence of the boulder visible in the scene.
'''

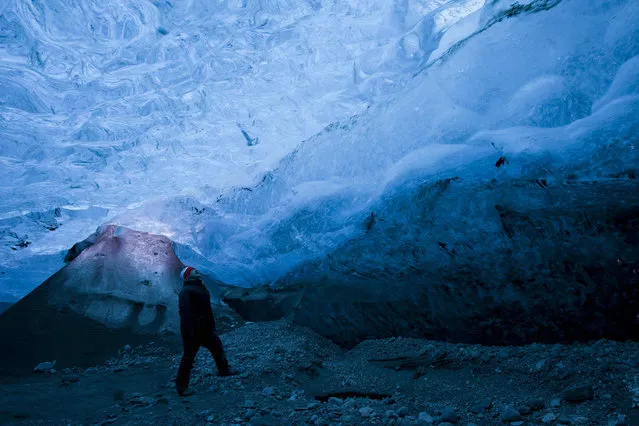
[33,361,56,373]
[359,407,374,418]
[562,385,594,403]
[500,406,522,422]
[471,397,492,413]
[439,407,459,424]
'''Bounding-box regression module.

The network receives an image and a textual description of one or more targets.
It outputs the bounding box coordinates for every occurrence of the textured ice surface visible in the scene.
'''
[0,0,638,296]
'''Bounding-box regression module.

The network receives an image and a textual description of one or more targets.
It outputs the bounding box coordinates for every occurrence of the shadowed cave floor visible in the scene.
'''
[0,320,637,426]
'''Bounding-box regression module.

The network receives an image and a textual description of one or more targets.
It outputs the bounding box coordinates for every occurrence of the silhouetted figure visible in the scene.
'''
[175,266,235,396]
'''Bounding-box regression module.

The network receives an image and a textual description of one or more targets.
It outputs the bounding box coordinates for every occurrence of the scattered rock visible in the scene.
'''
[397,406,409,417]
[289,390,304,401]
[471,397,492,413]
[128,394,156,407]
[608,414,628,426]
[7,320,639,425]
[556,415,572,424]
[517,404,531,415]
[525,398,545,412]
[359,407,374,418]
[440,407,459,423]
[327,410,341,420]
[33,360,56,373]
[562,385,594,403]
[99,415,119,425]
[249,414,277,425]
[60,374,80,385]
[500,406,521,422]
[281,372,294,380]
[418,412,434,424]
[314,416,329,426]
[497,348,509,360]
[342,398,356,409]
[328,397,343,405]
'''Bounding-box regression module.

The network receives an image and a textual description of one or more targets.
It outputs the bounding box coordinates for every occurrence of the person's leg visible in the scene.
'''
[201,329,231,375]
[176,338,200,394]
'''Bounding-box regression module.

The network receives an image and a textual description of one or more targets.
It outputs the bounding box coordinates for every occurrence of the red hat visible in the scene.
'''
[180,266,196,281]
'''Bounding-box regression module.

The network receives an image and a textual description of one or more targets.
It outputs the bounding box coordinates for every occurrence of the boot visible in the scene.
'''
[218,368,240,377]
[217,359,239,377]
[177,387,195,397]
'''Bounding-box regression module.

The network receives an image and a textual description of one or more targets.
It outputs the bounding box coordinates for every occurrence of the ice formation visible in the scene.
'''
[0,0,637,302]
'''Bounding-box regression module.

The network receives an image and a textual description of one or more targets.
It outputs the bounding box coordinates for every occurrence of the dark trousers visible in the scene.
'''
[175,329,228,391]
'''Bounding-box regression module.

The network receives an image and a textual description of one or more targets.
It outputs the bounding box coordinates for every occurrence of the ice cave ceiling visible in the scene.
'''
[0,0,637,306]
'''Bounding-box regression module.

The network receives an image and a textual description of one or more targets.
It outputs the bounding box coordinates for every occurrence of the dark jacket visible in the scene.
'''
[178,277,215,339]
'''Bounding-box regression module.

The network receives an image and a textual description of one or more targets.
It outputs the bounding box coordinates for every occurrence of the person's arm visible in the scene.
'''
[179,288,197,338]
[195,282,216,330]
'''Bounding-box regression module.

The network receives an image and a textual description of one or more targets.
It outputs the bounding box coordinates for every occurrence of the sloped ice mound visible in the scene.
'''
[0,225,184,374]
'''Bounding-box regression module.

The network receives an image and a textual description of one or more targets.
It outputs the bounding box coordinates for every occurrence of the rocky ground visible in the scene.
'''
[1,320,638,426]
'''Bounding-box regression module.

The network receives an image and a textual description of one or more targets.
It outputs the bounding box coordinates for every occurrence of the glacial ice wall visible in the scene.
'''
[0,0,487,296]
[1,0,638,298]
[178,0,639,287]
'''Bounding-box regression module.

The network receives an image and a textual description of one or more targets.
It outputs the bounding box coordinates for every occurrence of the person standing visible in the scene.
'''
[175,266,236,396]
